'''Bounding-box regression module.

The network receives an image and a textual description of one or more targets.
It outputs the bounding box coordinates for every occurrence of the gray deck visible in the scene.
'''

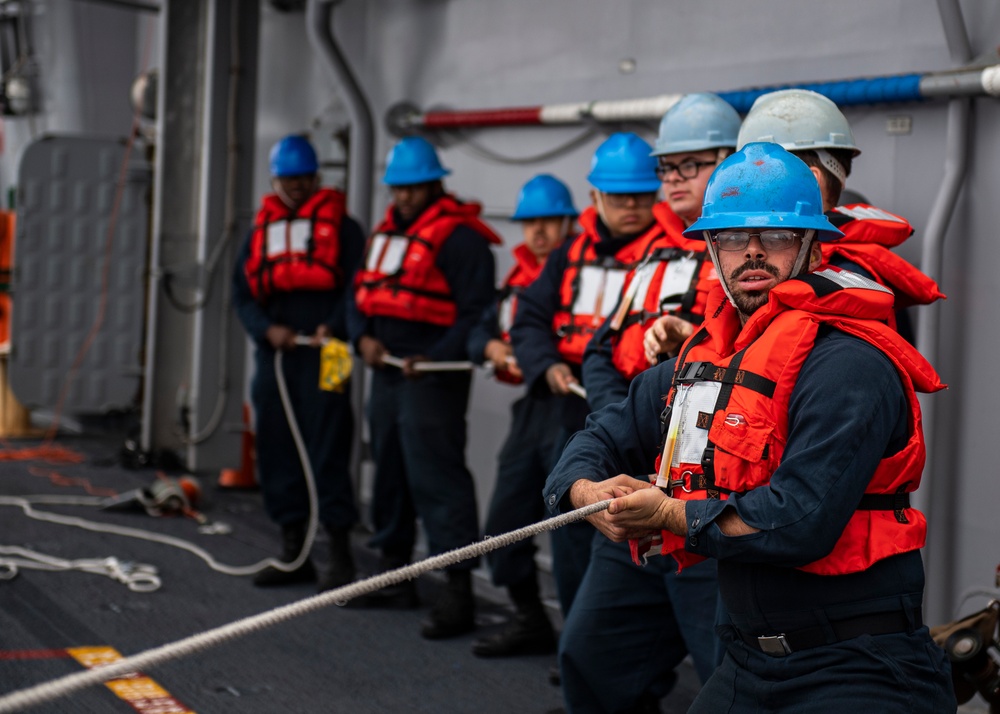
[0,435,701,713]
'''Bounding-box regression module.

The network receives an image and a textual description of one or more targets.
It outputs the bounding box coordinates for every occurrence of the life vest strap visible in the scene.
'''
[857,490,911,523]
[674,360,777,399]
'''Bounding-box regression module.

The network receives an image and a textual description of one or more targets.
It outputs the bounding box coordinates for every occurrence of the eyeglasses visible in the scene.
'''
[711,229,803,252]
[656,159,717,180]
[602,192,658,209]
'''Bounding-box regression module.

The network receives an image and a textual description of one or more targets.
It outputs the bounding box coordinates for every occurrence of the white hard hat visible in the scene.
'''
[737,89,861,157]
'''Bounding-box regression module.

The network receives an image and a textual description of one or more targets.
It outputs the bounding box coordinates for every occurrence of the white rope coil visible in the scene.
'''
[0,499,610,713]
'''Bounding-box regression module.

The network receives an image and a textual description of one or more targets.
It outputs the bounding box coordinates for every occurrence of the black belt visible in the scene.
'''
[736,608,921,657]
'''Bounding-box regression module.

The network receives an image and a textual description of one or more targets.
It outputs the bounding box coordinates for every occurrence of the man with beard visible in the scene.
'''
[549,142,955,713]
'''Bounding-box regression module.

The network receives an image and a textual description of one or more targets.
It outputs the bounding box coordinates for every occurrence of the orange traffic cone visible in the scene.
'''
[218,403,257,488]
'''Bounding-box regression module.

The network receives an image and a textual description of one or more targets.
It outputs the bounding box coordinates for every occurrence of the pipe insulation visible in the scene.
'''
[393,66,1000,132]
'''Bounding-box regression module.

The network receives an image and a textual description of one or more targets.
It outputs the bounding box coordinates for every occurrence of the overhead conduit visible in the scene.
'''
[389,64,999,132]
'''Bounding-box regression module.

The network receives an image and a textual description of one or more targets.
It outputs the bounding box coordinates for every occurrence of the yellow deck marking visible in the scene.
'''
[66,647,195,714]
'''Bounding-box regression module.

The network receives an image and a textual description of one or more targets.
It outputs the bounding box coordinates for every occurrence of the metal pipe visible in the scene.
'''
[391,65,1000,133]
[72,0,160,13]
[305,0,374,229]
[139,3,171,453]
[936,0,972,64]
[916,0,974,627]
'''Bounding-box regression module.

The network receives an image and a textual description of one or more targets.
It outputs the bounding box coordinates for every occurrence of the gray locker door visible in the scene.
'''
[10,135,151,412]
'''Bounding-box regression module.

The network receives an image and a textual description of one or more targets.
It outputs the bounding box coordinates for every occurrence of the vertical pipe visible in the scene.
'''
[139,1,172,453]
[916,0,973,626]
[305,0,374,229]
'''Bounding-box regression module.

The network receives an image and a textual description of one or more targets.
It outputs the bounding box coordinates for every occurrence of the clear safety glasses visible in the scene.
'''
[711,229,803,252]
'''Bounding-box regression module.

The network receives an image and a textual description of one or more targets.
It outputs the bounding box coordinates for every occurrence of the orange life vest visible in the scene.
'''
[244,188,346,301]
[494,243,546,385]
[640,266,944,575]
[551,207,666,366]
[823,203,945,310]
[607,202,718,381]
[354,194,501,327]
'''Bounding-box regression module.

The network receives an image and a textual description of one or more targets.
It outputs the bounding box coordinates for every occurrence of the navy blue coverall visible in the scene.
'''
[347,206,495,569]
[468,299,563,590]
[509,219,640,614]
[568,304,721,713]
[232,215,365,531]
[545,327,955,714]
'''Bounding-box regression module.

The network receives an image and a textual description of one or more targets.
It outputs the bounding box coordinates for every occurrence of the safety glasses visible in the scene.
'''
[711,229,803,252]
[602,192,658,209]
[656,159,717,180]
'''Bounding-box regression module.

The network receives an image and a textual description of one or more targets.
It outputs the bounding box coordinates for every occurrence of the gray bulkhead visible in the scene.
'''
[1,0,997,630]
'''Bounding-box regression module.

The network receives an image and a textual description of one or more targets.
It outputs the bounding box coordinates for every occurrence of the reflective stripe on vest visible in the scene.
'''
[354,195,501,327]
[245,188,346,301]
[552,207,665,366]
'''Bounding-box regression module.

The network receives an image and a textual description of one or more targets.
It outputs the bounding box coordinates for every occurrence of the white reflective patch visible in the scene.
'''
[498,294,516,334]
[288,219,311,253]
[626,262,657,313]
[670,381,722,467]
[365,233,409,273]
[814,267,893,294]
[266,221,289,257]
[364,234,388,270]
[833,205,905,223]
[657,256,699,311]
[573,266,627,318]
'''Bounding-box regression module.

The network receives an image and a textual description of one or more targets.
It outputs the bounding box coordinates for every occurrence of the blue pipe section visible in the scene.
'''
[719,74,924,113]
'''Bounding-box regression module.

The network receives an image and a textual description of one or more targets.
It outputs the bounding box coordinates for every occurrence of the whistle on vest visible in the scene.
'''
[319,338,353,392]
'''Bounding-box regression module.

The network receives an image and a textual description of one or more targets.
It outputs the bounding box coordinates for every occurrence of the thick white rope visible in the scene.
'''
[0,348,319,585]
[0,499,610,713]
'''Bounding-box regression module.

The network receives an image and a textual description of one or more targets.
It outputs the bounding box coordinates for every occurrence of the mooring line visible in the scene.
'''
[0,499,610,713]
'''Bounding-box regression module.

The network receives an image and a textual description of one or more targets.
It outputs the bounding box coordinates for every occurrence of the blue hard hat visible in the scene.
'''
[684,142,843,242]
[587,132,661,193]
[651,93,741,156]
[269,135,319,177]
[511,174,578,220]
[382,136,451,186]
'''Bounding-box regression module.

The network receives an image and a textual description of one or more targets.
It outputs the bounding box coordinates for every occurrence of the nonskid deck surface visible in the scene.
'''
[0,434,703,713]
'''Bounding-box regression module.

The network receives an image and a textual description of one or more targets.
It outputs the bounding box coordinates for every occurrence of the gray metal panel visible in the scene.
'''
[10,135,150,412]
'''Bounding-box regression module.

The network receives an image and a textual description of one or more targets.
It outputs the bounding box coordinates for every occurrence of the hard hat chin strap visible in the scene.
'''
[790,229,817,278]
[273,181,297,209]
[702,230,738,309]
[595,193,609,228]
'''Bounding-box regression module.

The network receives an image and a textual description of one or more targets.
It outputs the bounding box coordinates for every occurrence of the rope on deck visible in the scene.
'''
[0,499,610,713]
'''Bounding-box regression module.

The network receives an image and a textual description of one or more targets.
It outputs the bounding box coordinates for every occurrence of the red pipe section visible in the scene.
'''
[420,106,543,129]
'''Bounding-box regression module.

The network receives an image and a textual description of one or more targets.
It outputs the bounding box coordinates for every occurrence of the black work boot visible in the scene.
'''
[343,553,419,609]
[253,522,317,587]
[420,569,475,640]
[471,606,556,657]
[317,527,356,593]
